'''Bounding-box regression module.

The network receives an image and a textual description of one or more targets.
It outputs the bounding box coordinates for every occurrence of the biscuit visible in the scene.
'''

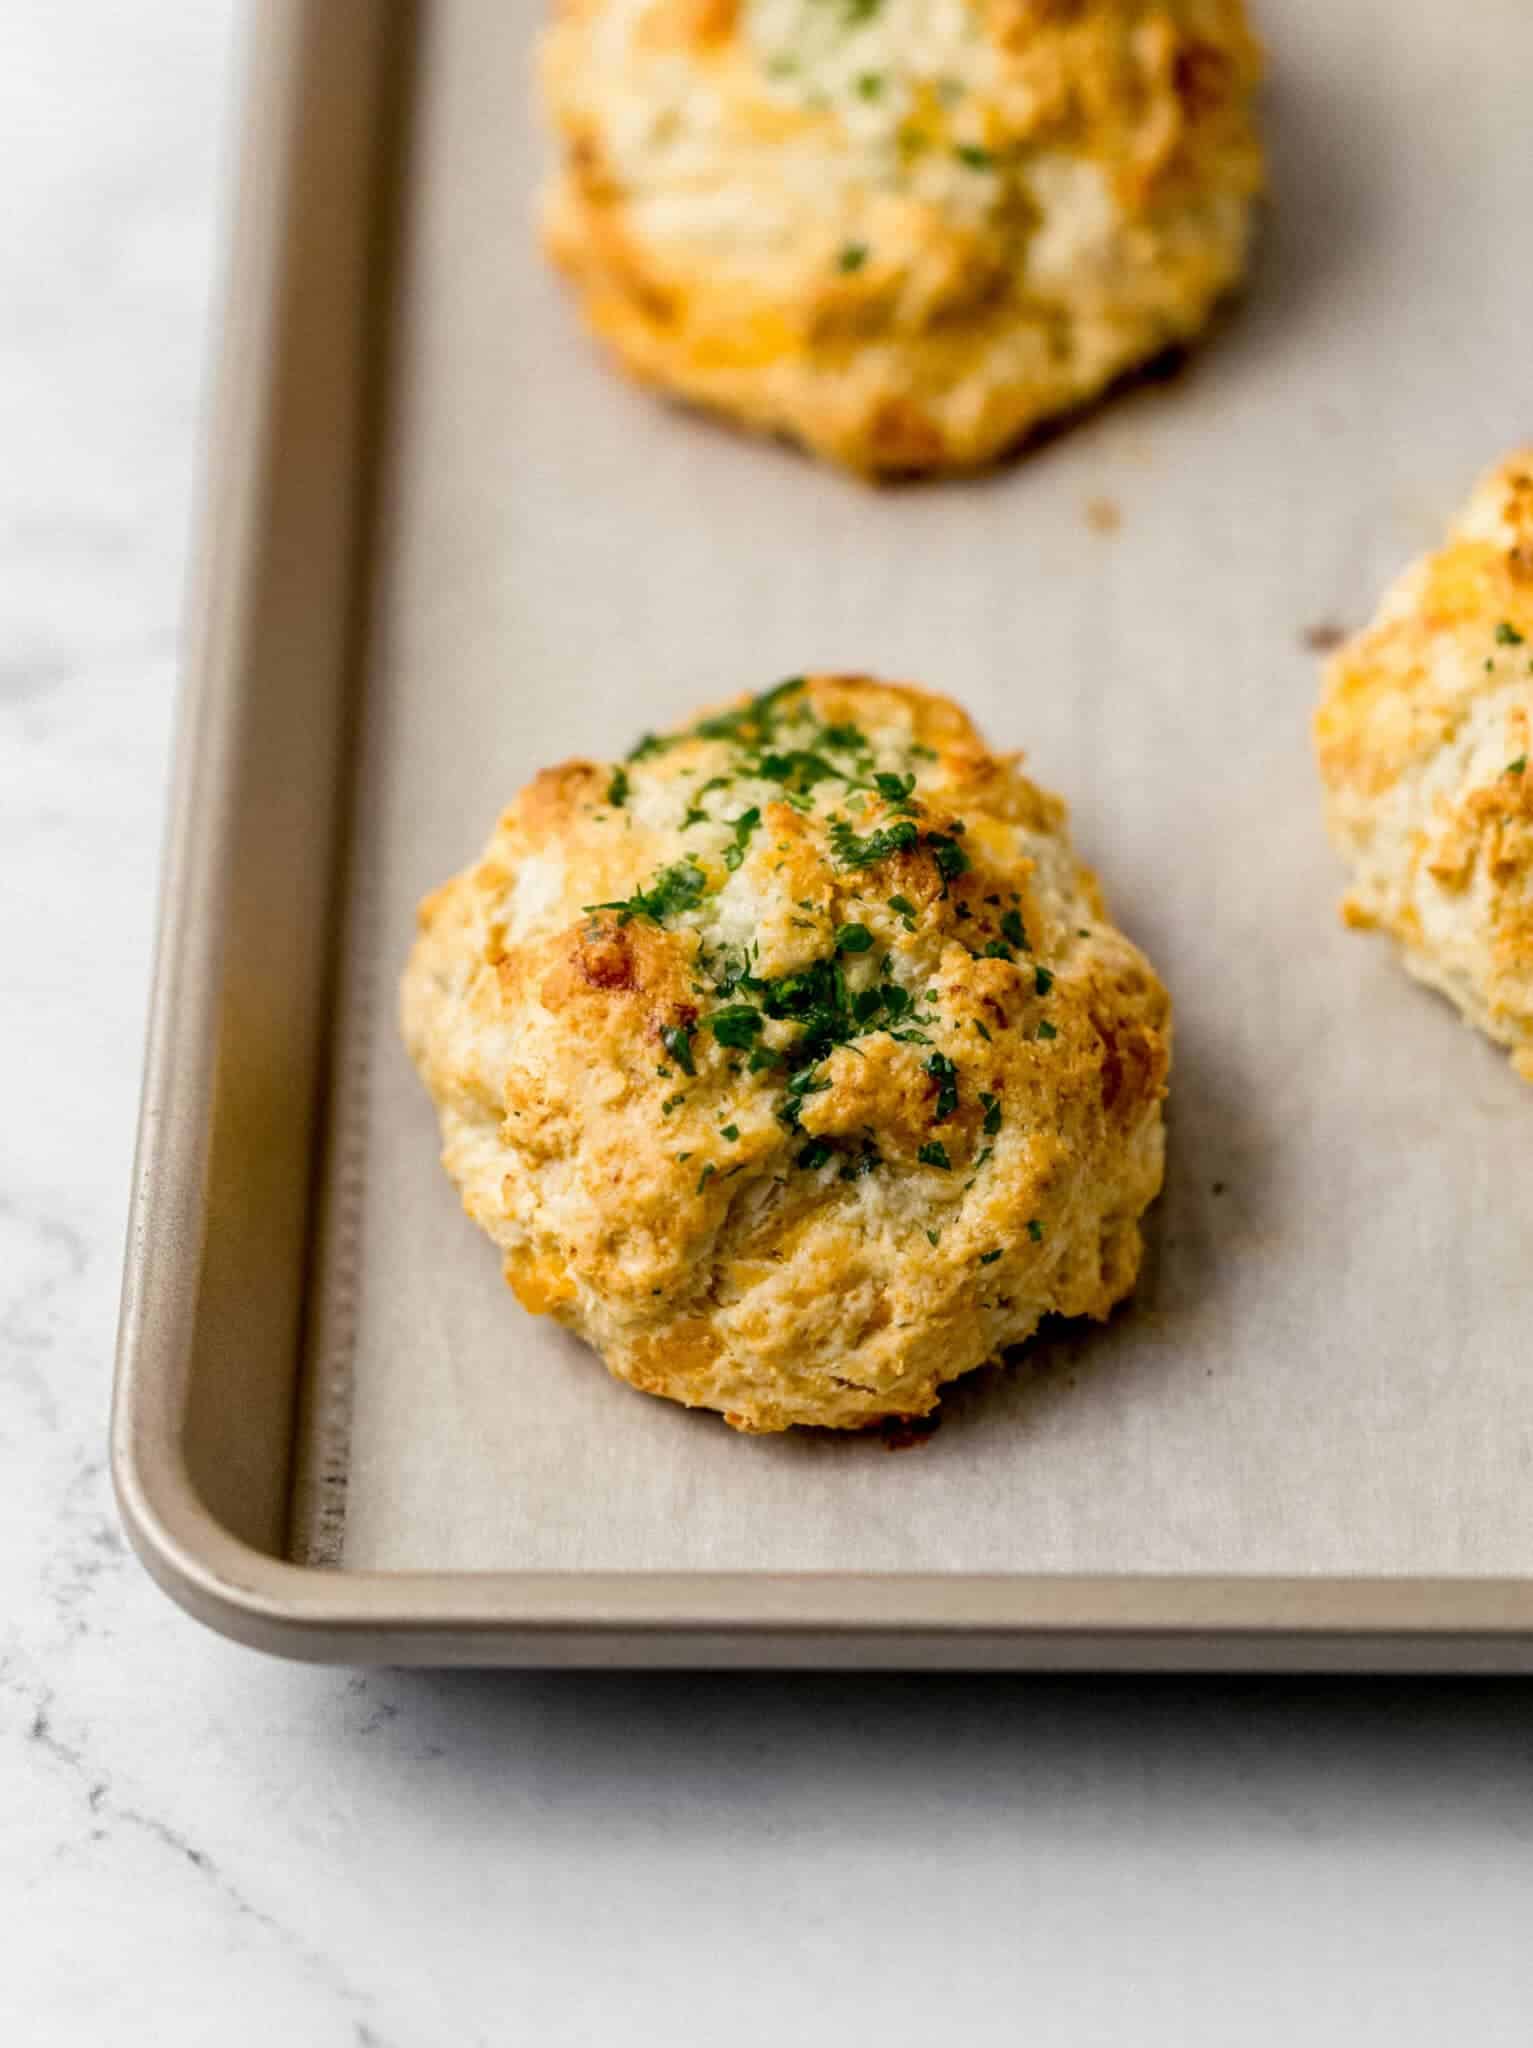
[402,675,1171,1431]
[1315,451,1533,1083]
[538,0,1264,475]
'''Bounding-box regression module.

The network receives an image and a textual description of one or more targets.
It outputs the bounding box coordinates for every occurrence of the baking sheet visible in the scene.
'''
[300,0,1533,1578]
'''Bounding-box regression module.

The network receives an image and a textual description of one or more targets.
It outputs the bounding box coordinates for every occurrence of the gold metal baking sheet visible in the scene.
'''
[113,0,1533,1670]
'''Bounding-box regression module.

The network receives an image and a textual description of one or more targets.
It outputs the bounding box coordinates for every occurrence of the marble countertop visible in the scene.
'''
[4,7,1531,2043]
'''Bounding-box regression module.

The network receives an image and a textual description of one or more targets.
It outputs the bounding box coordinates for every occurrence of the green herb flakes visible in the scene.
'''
[1027,1218,1044,1243]
[830,818,920,869]
[1496,621,1525,646]
[837,242,869,274]
[660,1023,696,1075]
[587,856,707,928]
[606,766,630,807]
[708,1004,764,1049]
[835,922,875,954]
[979,1091,1002,1136]
[925,832,969,890]
[918,1141,952,1170]
[924,1051,959,1122]
[1037,1020,1058,1041]
[723,807,762,871]
[978,1249,1002,1266]
[873,769,917,807]
[1034,965,1054,997]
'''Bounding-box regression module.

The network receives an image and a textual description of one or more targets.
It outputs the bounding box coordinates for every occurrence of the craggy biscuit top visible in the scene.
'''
[1315,451,1533,1081]
[403,676,1171,1431]
[539,0,1264,473]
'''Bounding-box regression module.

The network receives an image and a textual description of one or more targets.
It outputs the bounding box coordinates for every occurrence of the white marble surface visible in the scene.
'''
[4,7,1533,2044]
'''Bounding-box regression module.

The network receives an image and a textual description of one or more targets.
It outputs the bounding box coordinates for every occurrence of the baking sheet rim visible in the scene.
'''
[110,0,1533,1669]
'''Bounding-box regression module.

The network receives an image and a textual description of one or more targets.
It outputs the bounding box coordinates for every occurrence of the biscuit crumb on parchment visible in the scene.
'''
[402,675,1171,1432]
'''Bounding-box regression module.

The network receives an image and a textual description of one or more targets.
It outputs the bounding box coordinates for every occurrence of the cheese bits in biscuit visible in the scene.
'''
[402,675,1171,1432]
[538,0,1265,475]
[1315,451,1533,1083]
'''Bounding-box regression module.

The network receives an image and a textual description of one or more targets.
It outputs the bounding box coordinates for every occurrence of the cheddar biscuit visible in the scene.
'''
[402,675,1171,1430]
[538,0,1264,475]
[1315,451,1533,1083]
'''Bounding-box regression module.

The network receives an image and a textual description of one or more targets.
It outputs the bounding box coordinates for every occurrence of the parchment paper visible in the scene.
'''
[302,0,1533,1576]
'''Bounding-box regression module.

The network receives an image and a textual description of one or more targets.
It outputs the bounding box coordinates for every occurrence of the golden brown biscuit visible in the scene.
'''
[538,0,1264,476]
[402,675,1171,1430]
[1315,451,1533,1083]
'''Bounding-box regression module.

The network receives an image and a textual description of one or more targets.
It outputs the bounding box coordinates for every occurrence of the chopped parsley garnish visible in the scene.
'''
[918,1141,951,1170]
[661,1093,686,1115]
[708,1004,764,1049]
[830,817,920,869]
[925,1227,941,1246]
[587,857,706,927]
[1000,909,1030,951]
[1507,755,1528,777]
[1037,1020,1058,1041]
[888,893,917,930]
[1034,965,1054,996]
[840,1143,882,1183]
[723,806,762,871]
[873,770,917,808]
[925,832,969,890]
[973,1018,992,1042]
[691,676,806,745]
[954,143,996,170]
[696,1164,716,1193]
[781,1063,833,1124]
[925,1051,959,1122]
[838,242,869,274]
[681,775,729,828]
[1496,621,1525,646]
[627,731,672,763]
[856,70,884,98]
[1027,1219,1045,1242]
[756,748,842,794]
[820,723,868,752]
[798,1138,834,1171]
[660,1023,696,1075]
[978,1249,1002,1266]
[606,766,630,807]
[721,1124,740,1142]
[979,1091,1002,1136]
[835,922,874,953]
